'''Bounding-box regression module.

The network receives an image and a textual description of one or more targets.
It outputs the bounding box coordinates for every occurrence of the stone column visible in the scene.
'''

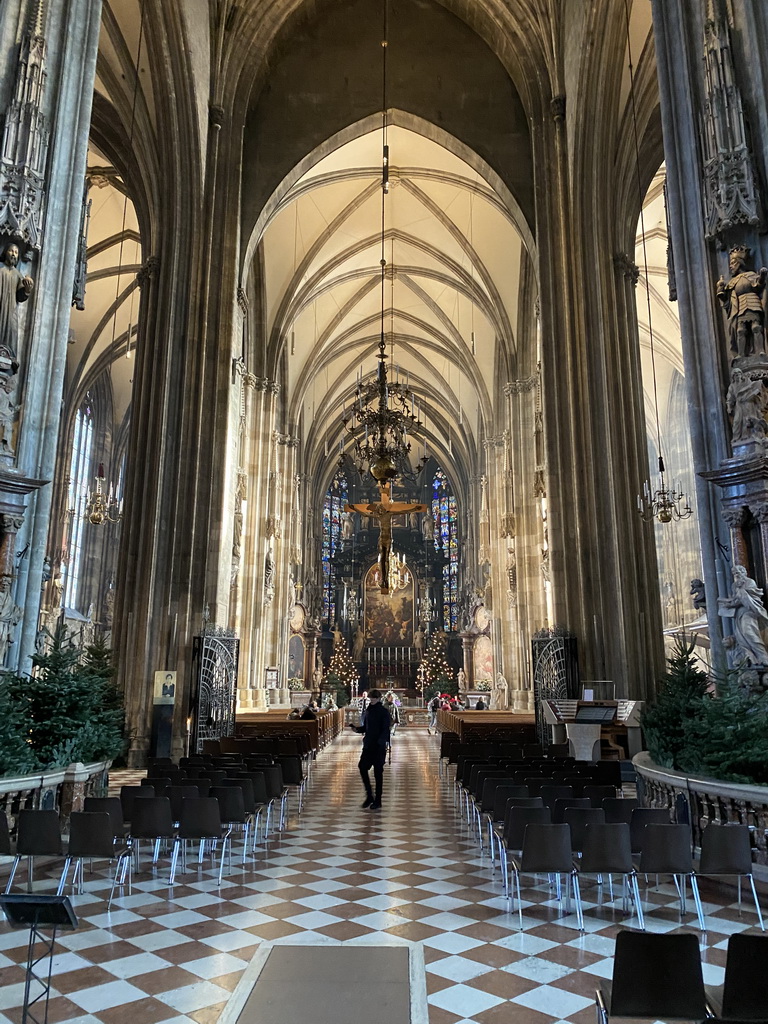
[752,502,768,582]
[1,0,103,672]
[0,513,24,582]
[722,507,748,569]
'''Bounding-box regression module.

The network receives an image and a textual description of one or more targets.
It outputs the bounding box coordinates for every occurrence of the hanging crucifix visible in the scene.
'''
[345,481,426,594]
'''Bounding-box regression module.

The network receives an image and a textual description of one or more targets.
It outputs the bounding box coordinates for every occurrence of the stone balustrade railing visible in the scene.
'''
[0,760,111,835]
[633,751,768,877]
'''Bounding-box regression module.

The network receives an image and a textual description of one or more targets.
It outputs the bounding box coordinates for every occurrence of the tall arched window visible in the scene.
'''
[321,468,348,625]
[64,395,94,610]
[431,467,459,630]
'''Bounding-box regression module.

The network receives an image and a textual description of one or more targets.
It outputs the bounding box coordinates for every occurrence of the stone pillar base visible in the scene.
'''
[511,688,532,711]
[238,688,268,711]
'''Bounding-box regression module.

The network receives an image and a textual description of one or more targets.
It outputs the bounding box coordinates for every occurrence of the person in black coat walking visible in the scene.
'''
[352,688,390,810]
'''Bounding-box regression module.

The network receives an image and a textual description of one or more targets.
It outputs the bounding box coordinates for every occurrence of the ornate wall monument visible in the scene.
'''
[653,0,768,669]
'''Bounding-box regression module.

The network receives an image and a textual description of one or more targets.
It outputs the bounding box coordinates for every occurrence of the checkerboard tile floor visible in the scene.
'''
[0,731,763,1024]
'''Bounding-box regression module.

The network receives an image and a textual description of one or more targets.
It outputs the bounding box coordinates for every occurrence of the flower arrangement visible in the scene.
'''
[287,677,306,691]
[476,679,491,691]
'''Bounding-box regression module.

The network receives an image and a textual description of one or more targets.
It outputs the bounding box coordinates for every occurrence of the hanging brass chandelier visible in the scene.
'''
[83,464,122,525]
[340,0,427,486]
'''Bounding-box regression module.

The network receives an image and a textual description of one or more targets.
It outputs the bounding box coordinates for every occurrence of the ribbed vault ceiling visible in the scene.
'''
[261,126,525,470]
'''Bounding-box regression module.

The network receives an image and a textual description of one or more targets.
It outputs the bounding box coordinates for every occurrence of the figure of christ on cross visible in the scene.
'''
[345,483,426,594]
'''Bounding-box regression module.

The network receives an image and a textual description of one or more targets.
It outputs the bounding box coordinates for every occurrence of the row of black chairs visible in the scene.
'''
[1,795,241,906]
[441,742,764,935]
[596,929,768,1023]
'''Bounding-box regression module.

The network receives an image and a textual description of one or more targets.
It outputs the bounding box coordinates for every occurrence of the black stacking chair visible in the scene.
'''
[705,932,768,1020]
[508,823,584,931]
[84,796,129,838]
[167,785,201,824]
[5,809,63,894]
[547,743,571,758]
[629,806,670,854]
[128,796,175,869]
[242,772,270,845]
[638,824,706,931]
[277,756,306,823]
[579,823,644,929]
[602,797,638,825]
[523,743,543,758]
[540,784,574,813]
[259,764,285,834]
[563,806,604,855]
[552,796,591,824]
[120,784,155,825]
[583,784,617,807]
[210,786,253,859]
[60,812,131,908]
[699,824,764,929]
[595,929,706,1023]
[170,798,232,886]
[497,805,550,896]
[485,785,529,864]
[476,777,515,853]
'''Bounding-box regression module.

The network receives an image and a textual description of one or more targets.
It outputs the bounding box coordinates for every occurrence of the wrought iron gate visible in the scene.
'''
[531,628,579,745]
[191,628,239,753]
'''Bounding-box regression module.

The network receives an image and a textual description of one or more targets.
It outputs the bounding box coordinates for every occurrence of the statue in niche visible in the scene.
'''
[332,622,343,649]
[0,577,21,664]
[716,246,768,360]
[232,474,246,560]
[457,668,466,692]
[352,624,365,662]
[264,544,275,603]
[726,367,768,441]
[493,671,508,710]
[413,625,425,656]
[409,510,419,530]
[0,374,18,455]
[341,510,354,542]
[718,564,768,666]
[690,578,706,611]
[0,243,34,370]
[422,509,434,542]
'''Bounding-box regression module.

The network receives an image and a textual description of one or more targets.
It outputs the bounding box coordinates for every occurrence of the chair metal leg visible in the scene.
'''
[169,839,181,884]
[255,808,265,849]
[217,831,232,885]
[571,871,584,932]
[4,855,20,893]
[629,871,645,930]
[689,873,706,931]
[515,869,524,930]
[747,873,765,930]
[58,857,72,896]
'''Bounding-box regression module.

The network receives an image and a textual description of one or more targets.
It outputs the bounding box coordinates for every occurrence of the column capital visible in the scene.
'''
[505,374,538,396]
[722,505,747,529]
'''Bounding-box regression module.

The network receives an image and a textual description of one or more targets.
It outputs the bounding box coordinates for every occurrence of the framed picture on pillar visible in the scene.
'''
[153,671,177,705]
[265,667,279,688]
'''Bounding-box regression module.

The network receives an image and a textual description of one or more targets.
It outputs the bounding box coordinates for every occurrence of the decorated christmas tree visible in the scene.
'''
[421,630,454,700]
[325,637,356,705]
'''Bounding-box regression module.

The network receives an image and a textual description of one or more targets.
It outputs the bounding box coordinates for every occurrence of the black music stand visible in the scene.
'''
[0,894,78,1024]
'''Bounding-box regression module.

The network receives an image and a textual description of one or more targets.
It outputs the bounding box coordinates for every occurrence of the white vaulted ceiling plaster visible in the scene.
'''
[66,147,140,432]
[261,125,526,461]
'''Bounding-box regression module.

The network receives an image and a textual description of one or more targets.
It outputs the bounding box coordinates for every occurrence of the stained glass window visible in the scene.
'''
[322,469,348,625]
[432,468,459,630]
[64,396,94,611]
